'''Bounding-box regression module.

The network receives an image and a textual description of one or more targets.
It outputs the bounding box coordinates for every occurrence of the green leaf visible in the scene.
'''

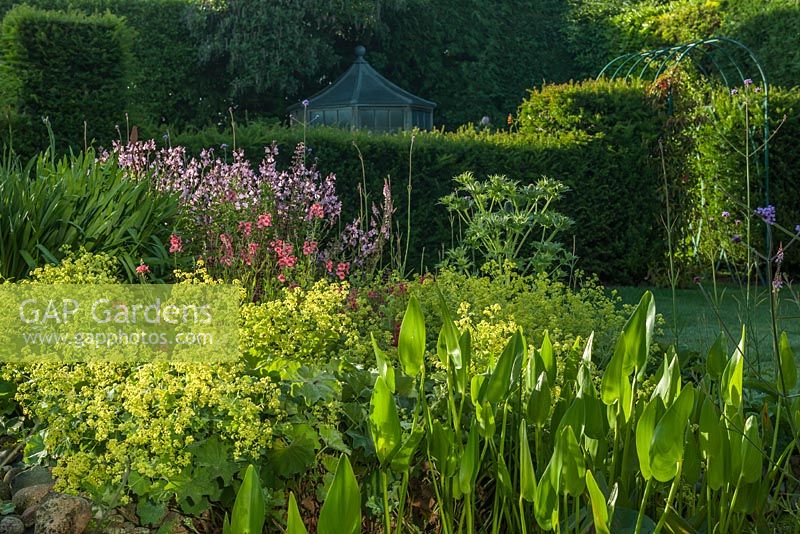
[706,332,727,382]
[429,420,455,478]
[626,290,655,375]
[228,465,265,534]
[286,492,309,534]
[458,424,480,495]
[636,398,660,481]
[369,376,402,465]
[540,330,556,384]
[721,327,745,408]
[319,425,351,454]
[371,333,395,393]
[390,425,425,473]
[496,455,513,495]
[650,384,695,482]
[136,499,167,527]
[268,424,319,478]
[318,455,361,534]
[698,396,724,491]
[586,470,610,534]
[398,295,426,377]
[519,421,537,502]
[533,462,559,530]
[739,415,762,484]
[651,353,680,406]
[437,291,463,370]
[481,330,524,404]
[475,400,496,438]
[778,331,797,394]
[558,426,586,496]
[601,337,626,406]
[527,371,552,427]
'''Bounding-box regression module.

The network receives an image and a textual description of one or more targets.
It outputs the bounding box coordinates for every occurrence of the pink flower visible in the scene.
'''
[277,273,286,283]
[169,234,183,254]
[307,203,325,220]
[238,221,253,237]
[302,241,318,256]
[256,213,272,229]
[326,260,333,273]
[336,261,350,281]
[219,233,234,266]
[136,262,150,275]
[243,242,259,266]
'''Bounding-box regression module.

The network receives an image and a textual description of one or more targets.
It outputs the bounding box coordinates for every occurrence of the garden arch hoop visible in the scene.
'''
[598,37,771,211]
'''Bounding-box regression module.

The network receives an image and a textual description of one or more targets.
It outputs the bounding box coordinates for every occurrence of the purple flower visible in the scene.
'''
[795,224,800,234]
[220,143,229,150]
[731,88,739,95]
[775,245,784,266]
[755,205,776,225]
[480,116,490,126]
[744,78,753,86]
[731,234,742,243]
[302,99,310,107]
[773,277,783,292]
[692,275,702,284]
[722,211,730,218]
[754,86,762,93]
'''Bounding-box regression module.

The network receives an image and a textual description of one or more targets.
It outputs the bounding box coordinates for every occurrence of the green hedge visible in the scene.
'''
[0,0,221,145]
[0,5,132,154]
[685,85,800,273]
[173,119,664,284]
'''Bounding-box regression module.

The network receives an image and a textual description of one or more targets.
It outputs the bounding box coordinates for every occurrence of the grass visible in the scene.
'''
[612,284,800,383]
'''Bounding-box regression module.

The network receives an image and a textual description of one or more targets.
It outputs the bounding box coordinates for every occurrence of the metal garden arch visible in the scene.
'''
[598,37,771,208]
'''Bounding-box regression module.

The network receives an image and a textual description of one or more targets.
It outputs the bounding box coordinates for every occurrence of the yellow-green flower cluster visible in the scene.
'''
[240,279,372,370]
[454,302,519,370]
[12,361,284,495]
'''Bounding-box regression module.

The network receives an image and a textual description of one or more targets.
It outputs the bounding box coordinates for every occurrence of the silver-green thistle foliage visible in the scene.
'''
[441,172,573,275]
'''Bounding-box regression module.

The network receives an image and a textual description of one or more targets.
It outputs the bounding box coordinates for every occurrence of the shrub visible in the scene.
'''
[0,0,220,140]
[108,140,392,298]
[0,5,132,154]
[388,267,628,366]
[239,279,390,371]
[172,121,664,283]
[0,150,178,281]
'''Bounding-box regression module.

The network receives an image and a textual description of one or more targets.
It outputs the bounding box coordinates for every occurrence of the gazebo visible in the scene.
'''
[289,46,436,132]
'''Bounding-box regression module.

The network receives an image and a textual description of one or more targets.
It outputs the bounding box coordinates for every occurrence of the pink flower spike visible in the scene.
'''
[257,213,272,229]
[169,234,183,254]
[307,203,325,220]
[238,221,253,237]
[136,262,150,275]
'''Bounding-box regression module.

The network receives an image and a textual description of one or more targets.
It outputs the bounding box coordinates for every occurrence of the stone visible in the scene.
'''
[10,467,52,493]
[2,468,22,485]
[0,516,24,534]
[20,506,36,528]
[0,479,11,500]
[35,493,92,534]
[11,483,53,513]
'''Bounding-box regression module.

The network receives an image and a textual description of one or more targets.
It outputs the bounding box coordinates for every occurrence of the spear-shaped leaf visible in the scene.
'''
[398,296,425,377]
[371,333,395,393]
[369,376,402,465]
[318,456,360,534]
[286,492,308,534]
[778,331,797,395]
[519,421,537,502]
[586,470,610,534]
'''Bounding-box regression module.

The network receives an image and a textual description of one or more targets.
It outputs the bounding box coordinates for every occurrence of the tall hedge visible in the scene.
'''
[173,120,664,284]
[0,5,132,154]
[0,0,220,139]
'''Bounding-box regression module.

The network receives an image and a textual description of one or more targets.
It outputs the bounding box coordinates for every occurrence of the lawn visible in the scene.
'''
[614,284,800,379]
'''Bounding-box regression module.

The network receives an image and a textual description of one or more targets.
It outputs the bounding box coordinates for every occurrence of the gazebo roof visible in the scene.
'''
[289,46,436,111]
